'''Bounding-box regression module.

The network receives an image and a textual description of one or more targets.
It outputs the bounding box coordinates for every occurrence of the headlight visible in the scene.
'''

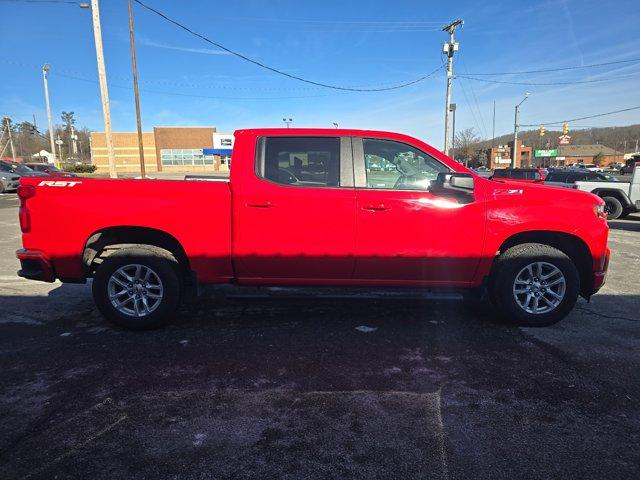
[594,204,607,220]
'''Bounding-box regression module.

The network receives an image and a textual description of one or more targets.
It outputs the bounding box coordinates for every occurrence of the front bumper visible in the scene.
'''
[590,247,610,294]
[16,249,55,282]
[4,180,20,191]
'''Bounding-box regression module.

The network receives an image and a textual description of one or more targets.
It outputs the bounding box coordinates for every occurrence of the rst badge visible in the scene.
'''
[38,180,82,187]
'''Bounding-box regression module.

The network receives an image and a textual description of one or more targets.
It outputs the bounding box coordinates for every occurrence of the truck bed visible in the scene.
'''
[19,177,234,283]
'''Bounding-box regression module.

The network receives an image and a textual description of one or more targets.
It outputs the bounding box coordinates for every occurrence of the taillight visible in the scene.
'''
[18,184,36,200]
[17,185,36,233]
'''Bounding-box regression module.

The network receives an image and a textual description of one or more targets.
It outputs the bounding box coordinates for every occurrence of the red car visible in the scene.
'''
[16,128,609,329]
[490,168,546,183]
[24,162,77,177]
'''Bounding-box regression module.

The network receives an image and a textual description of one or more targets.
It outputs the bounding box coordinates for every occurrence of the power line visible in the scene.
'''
[520,105,640,127]
[132,0,443,92]
[457,72,638,86]
[464,57,640,75]
[55,72,366,100]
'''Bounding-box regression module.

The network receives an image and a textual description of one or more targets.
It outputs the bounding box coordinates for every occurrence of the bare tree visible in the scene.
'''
[453,128,480,165]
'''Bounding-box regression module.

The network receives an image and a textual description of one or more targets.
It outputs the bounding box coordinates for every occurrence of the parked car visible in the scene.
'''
[0,160,47,178]
[544,170,619,187]
[490,168,545,183]
[572,166,640,220]
[24,162,78,177]
[16,128,609,329]
[0,161,42,193]
[620,157,640,175]
[569,163,603,173]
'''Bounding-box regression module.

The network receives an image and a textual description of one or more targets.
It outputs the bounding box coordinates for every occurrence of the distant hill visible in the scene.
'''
[476,124,640,153]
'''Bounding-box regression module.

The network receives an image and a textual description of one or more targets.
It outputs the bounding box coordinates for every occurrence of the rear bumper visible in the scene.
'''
[16,249,55,282]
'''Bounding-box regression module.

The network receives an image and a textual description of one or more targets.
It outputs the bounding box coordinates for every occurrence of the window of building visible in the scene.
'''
[363,139,449,190]
[161,148,213,166]
[257,137,341,187]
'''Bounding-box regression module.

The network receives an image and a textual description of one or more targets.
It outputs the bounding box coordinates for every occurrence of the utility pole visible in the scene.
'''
[55,135,63,162]
[70,125,78,156]
[442,19,463,154]
[491,100,496,149]
[512,93,530,168]
[4,117,17,162]
[42,64,57,166]
[128,0,146,178]
[283,118,292,128]
[85,0,117,178]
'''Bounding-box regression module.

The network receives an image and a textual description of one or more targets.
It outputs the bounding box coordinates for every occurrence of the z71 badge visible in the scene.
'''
[38,180,82,187]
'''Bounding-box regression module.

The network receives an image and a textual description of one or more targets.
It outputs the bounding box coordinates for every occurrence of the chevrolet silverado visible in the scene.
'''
[16,128,610,329]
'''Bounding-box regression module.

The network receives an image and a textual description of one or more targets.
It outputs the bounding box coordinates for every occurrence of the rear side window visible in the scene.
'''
[257,137,341,187]
[492,169,509,178]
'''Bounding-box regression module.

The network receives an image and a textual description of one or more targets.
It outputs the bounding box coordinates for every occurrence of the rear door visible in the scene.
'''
[233,135,356,282]
[352,137,486,285]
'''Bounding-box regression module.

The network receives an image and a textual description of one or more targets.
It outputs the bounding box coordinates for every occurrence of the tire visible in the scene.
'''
[602,196,623,220]
[92,246,182,330]
[488,243,580,327]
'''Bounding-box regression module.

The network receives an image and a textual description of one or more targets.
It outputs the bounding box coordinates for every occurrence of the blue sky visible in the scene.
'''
[1,0,639,147]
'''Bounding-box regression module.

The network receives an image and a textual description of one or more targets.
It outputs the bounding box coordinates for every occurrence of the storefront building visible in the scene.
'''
[90,127,234,174]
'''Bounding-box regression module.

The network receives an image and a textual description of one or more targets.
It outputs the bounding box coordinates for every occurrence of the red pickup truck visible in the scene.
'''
[16,128,610,329]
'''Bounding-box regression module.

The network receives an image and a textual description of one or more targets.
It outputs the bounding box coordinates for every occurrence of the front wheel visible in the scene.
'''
[92,247,182,330]
[489,243,580,327]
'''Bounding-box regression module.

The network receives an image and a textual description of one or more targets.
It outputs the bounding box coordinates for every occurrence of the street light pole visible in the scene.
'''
[283,118,292,128]
[42,64,57,166]
[511,93,530,168]
[84,0,117,178]
[128,0,146,178]
[449,103,457,162]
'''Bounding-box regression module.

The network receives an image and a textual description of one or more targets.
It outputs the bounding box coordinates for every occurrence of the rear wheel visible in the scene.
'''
[602,196,623,220]
[489,243,579,327]
[92,247,182,330]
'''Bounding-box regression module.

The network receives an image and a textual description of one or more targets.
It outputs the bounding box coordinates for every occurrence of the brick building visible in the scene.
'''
[557,145,623,167]
[486,140,533,169]
[90,126,232,174]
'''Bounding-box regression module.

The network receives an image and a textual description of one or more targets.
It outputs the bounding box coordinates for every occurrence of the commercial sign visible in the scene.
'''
[213,133,234,149]
[558,135,571,145]
[534,149,558,158]
[495,158,511,164]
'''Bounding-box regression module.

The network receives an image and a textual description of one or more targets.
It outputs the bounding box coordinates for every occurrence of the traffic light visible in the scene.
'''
[539,125,545,137]
[562,122,569,135]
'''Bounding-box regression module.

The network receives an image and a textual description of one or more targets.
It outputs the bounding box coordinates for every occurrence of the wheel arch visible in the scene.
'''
[590,188,631,207]
[495,230,593,296]
[83,226,191,278]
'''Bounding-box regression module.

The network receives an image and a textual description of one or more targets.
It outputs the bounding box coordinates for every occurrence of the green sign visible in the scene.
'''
[534,149,558,158]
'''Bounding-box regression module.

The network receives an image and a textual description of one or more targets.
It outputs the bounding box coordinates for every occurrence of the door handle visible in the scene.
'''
[246,201,274,208]
[362,203,390,211]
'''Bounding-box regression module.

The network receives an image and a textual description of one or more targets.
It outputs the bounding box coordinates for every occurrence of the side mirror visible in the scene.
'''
[450,174,475,190]
[431,172,475,192]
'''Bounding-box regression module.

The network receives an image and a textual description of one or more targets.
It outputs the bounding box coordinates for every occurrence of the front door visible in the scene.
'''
[353,137,486,285]
[233,135,356,282]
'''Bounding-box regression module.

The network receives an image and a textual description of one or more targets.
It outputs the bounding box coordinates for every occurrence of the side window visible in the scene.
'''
[258,137,341,187]
[363,138,449,190]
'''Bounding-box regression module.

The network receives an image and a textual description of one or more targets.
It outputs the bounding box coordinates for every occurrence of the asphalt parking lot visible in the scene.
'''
[0,192,639,479]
